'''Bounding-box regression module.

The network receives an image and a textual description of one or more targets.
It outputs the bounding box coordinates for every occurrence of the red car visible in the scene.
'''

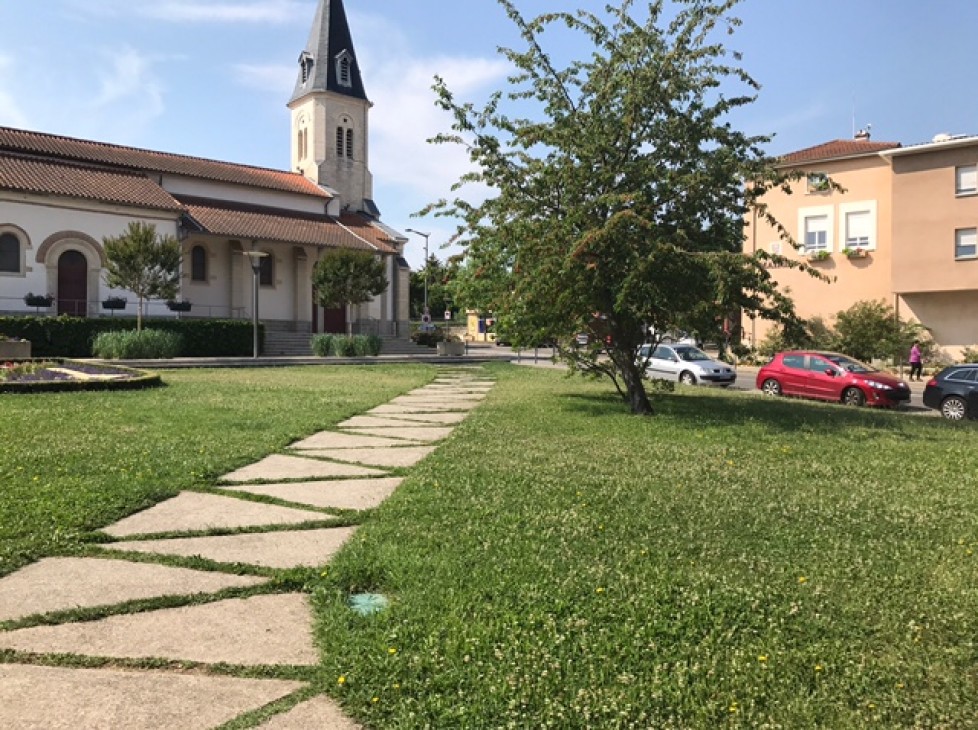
[756,351,911,408]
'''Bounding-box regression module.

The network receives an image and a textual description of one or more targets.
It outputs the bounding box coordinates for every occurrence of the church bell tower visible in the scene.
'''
[288,0,379,218]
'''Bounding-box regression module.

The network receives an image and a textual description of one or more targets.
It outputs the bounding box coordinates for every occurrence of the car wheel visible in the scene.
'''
[941,395,968,421]
[842,387,866,407]
[761,378,782,397]
[679,370,696,385]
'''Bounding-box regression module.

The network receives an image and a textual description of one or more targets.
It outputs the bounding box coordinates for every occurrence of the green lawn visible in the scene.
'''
[2,363,977,728]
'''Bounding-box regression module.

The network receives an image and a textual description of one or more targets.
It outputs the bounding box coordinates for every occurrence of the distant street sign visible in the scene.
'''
[444,310,451,320]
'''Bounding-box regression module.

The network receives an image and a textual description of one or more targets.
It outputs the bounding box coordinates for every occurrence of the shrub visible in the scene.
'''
[961,346,978,363]
[311,334,334,357]
[411,327,445,347]
[92,329,183,359]
[330,336,359,357]
[357,335,383,356]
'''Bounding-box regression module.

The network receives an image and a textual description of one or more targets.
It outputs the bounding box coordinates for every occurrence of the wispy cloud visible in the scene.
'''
[66,0,311,24]
[83,46,166,143]
[233,63,295,93]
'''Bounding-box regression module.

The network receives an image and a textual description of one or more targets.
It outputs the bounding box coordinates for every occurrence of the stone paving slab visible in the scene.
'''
[299,446,436,469]
[0,558,264,623]
[366,407,469,423]
[258,695,363,729]
[104,527,357,570]
[290,431,423,449]
[343,426,455,443]
[103,492,332,537]
[220,478,403,511]
[384,398,478,411]
[404,391,486,401]
[0,664,304,730]
[0,593,318,666]
[338,414,432,429]
[221,454,386,483]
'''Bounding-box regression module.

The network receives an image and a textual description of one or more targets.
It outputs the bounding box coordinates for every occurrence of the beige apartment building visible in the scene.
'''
[747,134,978,358]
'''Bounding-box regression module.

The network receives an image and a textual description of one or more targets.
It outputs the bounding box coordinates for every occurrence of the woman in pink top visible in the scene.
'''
[909,340,923,381]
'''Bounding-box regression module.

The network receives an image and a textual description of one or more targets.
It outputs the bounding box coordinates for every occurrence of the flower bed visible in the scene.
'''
[0,359,161,393]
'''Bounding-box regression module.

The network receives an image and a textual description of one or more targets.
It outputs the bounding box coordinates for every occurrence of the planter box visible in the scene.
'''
[102,299,127,310]
[166,301,192,312]
[436,341,465,356]
[0,341,31,358]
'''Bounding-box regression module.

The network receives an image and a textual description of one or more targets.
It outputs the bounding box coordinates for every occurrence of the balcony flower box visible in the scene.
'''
[24,293,54,308]
[842,247,869,259]
[166,300,192,312]
[101,297,128,311]
[807,250,831,262]
[0,339,31,358]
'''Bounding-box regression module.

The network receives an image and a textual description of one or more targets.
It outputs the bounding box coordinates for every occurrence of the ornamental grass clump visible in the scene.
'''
[92,329,183,359]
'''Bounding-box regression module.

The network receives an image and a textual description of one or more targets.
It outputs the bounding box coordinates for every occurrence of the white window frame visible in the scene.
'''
[955,227,977,260]
[798,205,834,253]
[956,165,977,196]
[838,200,878,252]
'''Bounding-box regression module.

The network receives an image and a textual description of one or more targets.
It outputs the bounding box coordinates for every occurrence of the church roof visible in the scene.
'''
[289,0,367,104]
[181,198,396,254]
[0,152,183,212]
[0,126,330,199]
[777,139,902,166]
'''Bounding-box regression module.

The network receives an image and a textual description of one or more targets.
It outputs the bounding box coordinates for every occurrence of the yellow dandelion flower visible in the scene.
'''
[798,576,808,584]
[372,696,379,703]
[388,647,398,655]
[758,655,768,663]
[337,676,346,685]
[596,587,605,594]
[815,664,824,672]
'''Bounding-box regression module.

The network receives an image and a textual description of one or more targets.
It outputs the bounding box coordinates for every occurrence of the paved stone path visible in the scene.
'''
[0,367,493,729]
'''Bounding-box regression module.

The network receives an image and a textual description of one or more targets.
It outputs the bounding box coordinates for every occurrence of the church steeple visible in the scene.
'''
[288,0,377,217]
[289,0,367,105]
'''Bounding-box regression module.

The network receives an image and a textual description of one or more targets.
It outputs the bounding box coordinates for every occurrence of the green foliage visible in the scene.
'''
[411,327,445,347]
[102,222,181,330]
[312,248,387,318]
[834,300,905,362]
[92,329,184,359]
[311,334,383,357]
[961,346,978,363]
[0,316,256,358]
[425,0,819,413]
[410,255,459,319]
[311,334,334,357]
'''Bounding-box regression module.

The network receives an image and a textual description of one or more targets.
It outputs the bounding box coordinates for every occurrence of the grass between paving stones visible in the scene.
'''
[312,364,978,729]
[0,365,430,577]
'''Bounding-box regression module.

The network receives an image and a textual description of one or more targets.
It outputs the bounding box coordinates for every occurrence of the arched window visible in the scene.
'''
[191,245,207,282]
[0,232,19,273]
[345,128,354,159]
[259,252,274,286]
[335,127,344,157]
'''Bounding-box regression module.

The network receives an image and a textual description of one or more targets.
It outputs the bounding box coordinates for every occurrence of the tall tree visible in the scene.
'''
[426,0,820,414]
[312,248,387,335]
[102,222,181,331]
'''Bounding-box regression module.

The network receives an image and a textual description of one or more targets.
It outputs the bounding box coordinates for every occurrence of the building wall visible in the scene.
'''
[745,156,894,347]
[162,175,328,215]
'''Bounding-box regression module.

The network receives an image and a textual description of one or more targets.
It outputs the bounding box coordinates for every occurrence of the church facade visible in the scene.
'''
[0,0,410,346]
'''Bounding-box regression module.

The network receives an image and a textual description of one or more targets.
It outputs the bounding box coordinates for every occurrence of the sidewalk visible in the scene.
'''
[0,367,494,729]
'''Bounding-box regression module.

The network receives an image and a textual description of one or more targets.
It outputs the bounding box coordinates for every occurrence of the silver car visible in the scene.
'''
[638,343,736,386]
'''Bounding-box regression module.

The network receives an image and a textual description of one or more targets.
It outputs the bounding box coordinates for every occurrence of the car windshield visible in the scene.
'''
[825,354,874,373]
[674,346,711,362]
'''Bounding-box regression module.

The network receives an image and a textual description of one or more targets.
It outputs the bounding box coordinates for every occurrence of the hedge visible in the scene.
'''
[0,316,258,357]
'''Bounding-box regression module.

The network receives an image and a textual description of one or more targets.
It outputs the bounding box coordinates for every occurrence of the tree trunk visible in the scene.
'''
[613,350,654,415]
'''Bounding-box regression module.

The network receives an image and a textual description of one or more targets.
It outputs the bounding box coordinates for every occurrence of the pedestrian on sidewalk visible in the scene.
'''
[908,340,923,381]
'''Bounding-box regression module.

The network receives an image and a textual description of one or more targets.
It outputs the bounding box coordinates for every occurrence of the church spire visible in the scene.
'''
[289,0,367,105]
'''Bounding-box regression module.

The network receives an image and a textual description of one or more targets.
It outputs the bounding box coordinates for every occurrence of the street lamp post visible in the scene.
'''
[405,228,430,317]
[241,251,269,359]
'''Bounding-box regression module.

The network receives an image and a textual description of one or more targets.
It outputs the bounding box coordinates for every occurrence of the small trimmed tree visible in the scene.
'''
[312,248,388,335]
[102,222,181,331]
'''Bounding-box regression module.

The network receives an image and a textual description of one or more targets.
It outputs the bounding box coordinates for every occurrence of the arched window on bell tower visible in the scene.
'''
[335,115,354,160]
[335,51,353,88]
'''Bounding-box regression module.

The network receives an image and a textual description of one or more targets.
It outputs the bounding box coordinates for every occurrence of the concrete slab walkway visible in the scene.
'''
[0,366,493,729]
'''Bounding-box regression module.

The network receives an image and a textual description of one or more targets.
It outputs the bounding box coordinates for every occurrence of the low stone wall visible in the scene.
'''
[0,340,30,358]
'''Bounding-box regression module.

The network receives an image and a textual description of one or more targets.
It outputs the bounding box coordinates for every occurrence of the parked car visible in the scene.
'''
[922,364,978,420]
[637,343,736,386]
[756,350,910,408]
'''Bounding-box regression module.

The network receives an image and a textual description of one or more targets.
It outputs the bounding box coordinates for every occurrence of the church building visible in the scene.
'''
[0,0,410,352]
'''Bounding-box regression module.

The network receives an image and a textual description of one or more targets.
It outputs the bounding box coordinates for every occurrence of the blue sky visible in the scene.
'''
[1,0,975,268]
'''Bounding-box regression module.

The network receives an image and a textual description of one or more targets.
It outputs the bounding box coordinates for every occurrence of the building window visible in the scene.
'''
[955,228,977,260]
[335,127,344,156]
[299,52,314,84]
[0,232,19,273]
[190,245,207,282]
[804,215,829,251]
[956,165,977,196]
[336,52,352,87]
[259,253,274,286]
[844,210,871,248]
[807,173,830,194]
[345,128,354,159]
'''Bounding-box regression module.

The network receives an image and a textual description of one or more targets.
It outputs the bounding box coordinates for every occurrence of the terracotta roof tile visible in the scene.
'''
[0,153,183,212]
[182,200,388,252]
[778,139,902,166]
[0,126,329,199]
[337,213,399,254]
